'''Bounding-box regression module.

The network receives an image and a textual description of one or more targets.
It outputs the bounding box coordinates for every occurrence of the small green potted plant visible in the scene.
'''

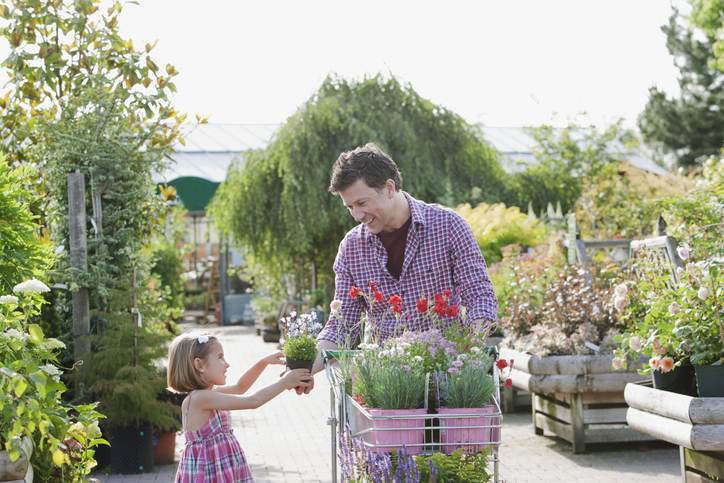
[279,311,323,372]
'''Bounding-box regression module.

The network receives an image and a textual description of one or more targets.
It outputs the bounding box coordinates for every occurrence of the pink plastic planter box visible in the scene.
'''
[365,408,428,455]
[438,404,500,454]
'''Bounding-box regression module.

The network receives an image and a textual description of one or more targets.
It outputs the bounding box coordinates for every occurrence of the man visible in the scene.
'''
[301,142,498,392]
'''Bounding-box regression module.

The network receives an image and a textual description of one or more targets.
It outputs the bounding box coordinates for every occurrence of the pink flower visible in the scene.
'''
[452,359,464,368]
[660,356,674,373]
[649,357,660,370]
[697,287,710,300]
[628,336,642,352]
[668,302,681,315]
[447,367,460,375]
[330,300,342,313]
[676,245,690,261]
[612,357,626,370]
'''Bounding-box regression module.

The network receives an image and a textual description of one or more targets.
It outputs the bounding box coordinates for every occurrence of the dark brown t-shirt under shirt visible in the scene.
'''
[376,216,412,280]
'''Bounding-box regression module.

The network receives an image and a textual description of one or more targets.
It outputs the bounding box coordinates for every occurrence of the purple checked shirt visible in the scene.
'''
[318,192,498,345]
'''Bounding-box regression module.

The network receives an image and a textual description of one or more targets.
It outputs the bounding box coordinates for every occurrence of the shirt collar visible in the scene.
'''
[361,191,426,243]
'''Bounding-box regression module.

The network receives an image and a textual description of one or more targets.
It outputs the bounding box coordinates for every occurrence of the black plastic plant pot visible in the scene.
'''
[286,357,315,381]
[694,364,724,397]
[651,362,697,396]
[108,423,154,474]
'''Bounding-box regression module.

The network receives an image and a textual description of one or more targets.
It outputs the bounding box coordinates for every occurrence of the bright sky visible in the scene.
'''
[4,1,686,129]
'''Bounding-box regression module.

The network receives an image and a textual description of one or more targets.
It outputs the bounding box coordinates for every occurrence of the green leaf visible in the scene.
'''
[14,377,28,397]
[28,324,44,344]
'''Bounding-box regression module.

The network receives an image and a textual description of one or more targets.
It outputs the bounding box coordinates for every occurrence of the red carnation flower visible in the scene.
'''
[388,294,402,306]
[496,359,509,370]
[348,286,361,299]
[374,290,384,302]
[443,289,451,298]
[391,303,403,314]
[433,302,447,316]
[505,378,513,388]
[447,305,459,317]
[434,293,444,305]
[369,281,378,292]
[416,298,428,313]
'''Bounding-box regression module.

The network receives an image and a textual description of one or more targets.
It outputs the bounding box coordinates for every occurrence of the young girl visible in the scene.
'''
[167,332,311,482]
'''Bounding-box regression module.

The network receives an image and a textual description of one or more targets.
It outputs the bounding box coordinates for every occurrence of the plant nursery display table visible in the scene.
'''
[625,383,724,482]
[500,347,653,453]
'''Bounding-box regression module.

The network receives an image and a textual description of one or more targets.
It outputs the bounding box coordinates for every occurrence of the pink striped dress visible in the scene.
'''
[175,393,253,482]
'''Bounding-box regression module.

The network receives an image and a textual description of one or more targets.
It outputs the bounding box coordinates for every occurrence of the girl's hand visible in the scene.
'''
[281,369,312,390]
[261,351,285,366]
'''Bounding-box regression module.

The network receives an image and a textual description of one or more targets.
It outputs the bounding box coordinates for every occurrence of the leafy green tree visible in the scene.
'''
[691,0,724,70]
[210,75,507,300]
[638,9,724,167]
[0,157,53,292]
[507,123,631,215]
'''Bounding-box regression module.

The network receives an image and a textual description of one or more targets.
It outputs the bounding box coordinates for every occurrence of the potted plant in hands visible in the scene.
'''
[279,311,323,374]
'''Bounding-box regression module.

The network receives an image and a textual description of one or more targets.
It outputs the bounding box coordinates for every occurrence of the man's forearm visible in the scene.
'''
[312,339,339,374]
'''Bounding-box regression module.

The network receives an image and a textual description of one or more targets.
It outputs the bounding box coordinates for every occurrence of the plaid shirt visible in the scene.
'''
[318,192,498,345]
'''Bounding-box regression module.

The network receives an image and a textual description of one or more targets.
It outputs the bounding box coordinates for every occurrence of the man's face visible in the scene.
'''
[338,179,395,234]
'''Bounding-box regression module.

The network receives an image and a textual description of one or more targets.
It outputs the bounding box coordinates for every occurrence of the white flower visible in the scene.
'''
[611,357,626,370]
[470,346,481,354]
[614,283,628,297]
[413,356,423,363]
[4,329,27,341]
[614,295,628,312]
[697,287,710,300]
[676,245,690,261]
[197,335,209,344]
[628,336,642,352]
[55,245,65,255]
[668,302,681,315]
[40,364,61,377]
[13,279,51,294]
[330,300,342,313]
[0,295,19,305]
[359,343,378,350]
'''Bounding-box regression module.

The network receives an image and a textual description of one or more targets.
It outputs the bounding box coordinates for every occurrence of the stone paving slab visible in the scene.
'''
[92,323,682,482]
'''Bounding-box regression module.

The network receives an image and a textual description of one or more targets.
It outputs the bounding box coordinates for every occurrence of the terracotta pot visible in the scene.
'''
[153,431,177,465]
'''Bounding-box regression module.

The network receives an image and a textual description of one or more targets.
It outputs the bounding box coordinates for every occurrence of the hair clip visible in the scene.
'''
[197,335,209,344]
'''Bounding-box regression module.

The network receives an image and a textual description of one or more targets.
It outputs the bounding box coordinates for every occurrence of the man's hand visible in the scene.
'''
[295,374,314,394]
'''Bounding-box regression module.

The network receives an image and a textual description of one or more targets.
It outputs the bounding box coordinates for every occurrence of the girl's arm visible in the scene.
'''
[215,352,285,395]
[196,369,311,410]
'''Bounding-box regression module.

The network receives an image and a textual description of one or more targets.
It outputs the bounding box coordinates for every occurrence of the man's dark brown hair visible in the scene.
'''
[328,143,403,194]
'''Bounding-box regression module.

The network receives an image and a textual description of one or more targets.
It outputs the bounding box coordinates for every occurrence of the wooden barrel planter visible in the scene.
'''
[500,347,653,453]
[0,437,33,483]
[625,382,724,482]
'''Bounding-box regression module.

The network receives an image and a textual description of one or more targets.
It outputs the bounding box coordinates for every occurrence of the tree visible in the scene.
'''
[506,123,631,215]
[638,9,724,168]
[210,75,507,301]
[691,0,724,71]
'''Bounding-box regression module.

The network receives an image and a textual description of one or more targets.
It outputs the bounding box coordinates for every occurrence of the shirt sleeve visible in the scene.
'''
[448,213,499,324]
[317,236,364,347]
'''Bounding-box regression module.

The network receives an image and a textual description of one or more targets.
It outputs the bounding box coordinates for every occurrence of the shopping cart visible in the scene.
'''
[324,350,502,482]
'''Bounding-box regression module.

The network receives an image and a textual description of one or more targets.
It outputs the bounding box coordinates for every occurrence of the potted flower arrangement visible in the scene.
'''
[615,250,722,396]
[279,310,323,374]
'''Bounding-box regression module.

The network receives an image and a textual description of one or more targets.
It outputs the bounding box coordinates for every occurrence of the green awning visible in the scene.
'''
[166,176,219,214]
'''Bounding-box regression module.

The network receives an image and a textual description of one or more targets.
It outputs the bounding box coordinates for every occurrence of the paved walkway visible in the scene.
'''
[92,323,681,482]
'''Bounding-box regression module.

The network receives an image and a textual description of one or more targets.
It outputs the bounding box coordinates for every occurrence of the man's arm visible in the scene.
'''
[449,214,499,323]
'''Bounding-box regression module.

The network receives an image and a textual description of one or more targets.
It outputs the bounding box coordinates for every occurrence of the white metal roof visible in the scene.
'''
[155,123,669,183]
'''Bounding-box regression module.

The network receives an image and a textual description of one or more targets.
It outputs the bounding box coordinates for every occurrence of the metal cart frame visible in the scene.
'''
[324,351,502,482]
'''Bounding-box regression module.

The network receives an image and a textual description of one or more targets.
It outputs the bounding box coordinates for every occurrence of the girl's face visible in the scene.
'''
[196,341,229,387]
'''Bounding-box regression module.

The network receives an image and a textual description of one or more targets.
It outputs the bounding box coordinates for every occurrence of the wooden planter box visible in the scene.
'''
[0,437,33,483]
[625,383,724,482]
[500,347,652,453]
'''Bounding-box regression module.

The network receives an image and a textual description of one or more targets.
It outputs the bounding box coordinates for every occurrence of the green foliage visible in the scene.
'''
[150,242,185,313]
[0,290,105,481]
[0,157,53,293]
[415,449,491,483]
[691,0,724,70]
[210,75,507,300]
[442,363,495,408]
[638,9,724,167]
[455,202,546,264]
[575,162,690,239]
[353,347,426,410]
[282,335,318,363]
[507,122,632,214]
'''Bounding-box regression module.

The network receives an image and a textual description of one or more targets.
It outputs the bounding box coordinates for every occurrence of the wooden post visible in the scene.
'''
[570,393,586,454]
[532,393,543,435]
[68,171,91,364]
